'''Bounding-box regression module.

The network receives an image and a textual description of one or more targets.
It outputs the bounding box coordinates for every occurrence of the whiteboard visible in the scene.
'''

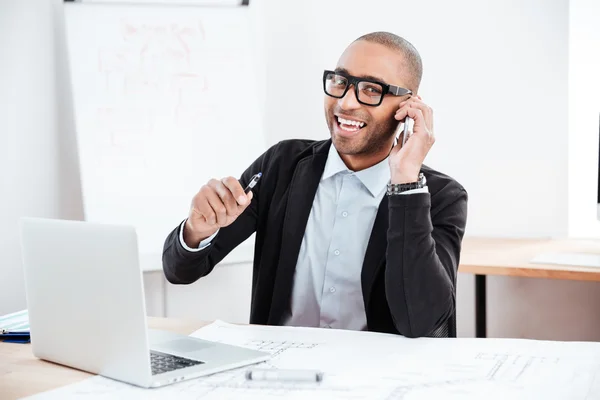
[63,3,265,262]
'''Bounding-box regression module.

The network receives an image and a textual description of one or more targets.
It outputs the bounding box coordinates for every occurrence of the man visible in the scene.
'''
[162,31,468,338]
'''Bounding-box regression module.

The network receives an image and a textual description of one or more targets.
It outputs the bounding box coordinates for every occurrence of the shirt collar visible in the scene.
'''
[321,143,391,197]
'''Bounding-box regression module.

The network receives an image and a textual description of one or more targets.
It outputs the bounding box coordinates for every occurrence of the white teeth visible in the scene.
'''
[337,117,365,128]
[340,124,359,132]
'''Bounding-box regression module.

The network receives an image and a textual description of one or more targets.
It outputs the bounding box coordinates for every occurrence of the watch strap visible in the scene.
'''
[387,173,425,195]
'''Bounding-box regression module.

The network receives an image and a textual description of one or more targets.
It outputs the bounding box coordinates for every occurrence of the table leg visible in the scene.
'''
[475,274,487,338]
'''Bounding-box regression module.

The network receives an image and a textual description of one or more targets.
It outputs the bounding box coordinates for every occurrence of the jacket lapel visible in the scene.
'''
[268,141,330,324]
[361,195,389,312]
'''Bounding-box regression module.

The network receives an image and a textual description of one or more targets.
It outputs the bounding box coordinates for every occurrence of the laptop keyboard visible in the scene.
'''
[150,351,204,375]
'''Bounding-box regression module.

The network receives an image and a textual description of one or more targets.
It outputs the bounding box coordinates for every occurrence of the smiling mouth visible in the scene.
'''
[336,116,367,133]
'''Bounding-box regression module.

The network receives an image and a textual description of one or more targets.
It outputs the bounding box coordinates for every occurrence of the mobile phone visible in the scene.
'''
[395,117,414,147]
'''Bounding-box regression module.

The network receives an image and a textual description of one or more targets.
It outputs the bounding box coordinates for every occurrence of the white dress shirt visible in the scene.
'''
[282,144,426,330]
[181,144,428,330]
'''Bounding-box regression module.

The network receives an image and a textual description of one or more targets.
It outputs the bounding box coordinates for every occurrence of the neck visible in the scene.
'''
[338,138,394,172]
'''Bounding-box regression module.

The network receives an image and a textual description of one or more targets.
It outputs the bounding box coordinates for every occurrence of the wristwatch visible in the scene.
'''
[387,173,426,195]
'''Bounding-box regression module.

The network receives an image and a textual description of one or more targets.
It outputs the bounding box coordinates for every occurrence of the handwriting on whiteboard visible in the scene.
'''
[94,19,230,147]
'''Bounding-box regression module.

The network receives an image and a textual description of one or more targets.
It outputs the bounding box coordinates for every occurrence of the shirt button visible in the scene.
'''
[330,286,336,293]
[342,211,348,217]
[334,249,340,256]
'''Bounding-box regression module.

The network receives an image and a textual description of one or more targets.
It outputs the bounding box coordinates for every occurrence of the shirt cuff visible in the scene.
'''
[399,186,429,195]
[178,220,219,252]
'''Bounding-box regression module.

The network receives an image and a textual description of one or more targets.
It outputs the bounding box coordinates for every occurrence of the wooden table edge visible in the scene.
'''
[459,264,600,282]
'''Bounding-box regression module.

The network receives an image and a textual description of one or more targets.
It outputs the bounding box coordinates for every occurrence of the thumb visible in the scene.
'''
[241,190,254,208]
[390,135,402,156]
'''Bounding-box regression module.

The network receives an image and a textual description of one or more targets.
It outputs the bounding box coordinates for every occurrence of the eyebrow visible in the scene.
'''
[334,67,387,84]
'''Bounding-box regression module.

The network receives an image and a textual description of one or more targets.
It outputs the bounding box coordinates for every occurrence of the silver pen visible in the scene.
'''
[244,172,262,194]
[245,368,324,382]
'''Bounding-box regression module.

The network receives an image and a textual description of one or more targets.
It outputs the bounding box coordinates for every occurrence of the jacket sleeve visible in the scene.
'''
[385,185,468,338]
[161,150,269,285]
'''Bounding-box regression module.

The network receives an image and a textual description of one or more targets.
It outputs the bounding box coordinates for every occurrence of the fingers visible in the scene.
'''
[395,107,425,131]
[192,186,217,225]
[204,184,228,225]
[409,97,433,125]
[193,176,254,228]
[209,178,238,217]
[395,96,434,140]
[209,177,252,223]
[232,188,253,215]
[221,176,254,218]
[395,98,430,120]
[221,176,249,206]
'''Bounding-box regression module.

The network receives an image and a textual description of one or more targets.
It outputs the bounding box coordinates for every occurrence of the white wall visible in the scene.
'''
[0,0,84,316]
[165,262,252,323]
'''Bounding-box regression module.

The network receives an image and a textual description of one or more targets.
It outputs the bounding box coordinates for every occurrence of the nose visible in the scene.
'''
[338,84,361,110]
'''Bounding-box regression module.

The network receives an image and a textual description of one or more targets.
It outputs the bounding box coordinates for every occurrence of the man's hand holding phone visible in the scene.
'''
[183,177,253,247]
[389,95,435,184]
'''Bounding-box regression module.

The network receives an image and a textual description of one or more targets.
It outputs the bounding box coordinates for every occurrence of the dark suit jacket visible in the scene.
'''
[162,139,468,338]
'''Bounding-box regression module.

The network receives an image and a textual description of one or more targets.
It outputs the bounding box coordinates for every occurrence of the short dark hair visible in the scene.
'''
[354,31,423,92]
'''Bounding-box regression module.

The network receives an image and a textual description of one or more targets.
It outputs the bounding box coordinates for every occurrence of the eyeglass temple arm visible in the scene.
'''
[389,86,412,97]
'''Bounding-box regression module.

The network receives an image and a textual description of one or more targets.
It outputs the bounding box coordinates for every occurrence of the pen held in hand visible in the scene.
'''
[244,172,262,194]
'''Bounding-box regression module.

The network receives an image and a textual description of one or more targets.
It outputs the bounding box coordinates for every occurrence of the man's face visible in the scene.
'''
[324,41,412,156]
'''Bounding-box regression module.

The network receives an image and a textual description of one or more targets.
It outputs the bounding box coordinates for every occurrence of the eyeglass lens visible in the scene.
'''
[324,72,384,105]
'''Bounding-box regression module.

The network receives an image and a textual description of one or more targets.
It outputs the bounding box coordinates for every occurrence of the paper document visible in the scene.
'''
[26,320,600,399]
[0,309,29,333]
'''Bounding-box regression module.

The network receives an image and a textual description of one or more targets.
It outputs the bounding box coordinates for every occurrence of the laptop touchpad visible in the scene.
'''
[162,338,215,353]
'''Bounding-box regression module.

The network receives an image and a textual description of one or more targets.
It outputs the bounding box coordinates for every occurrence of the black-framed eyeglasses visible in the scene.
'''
[323,69,412,106]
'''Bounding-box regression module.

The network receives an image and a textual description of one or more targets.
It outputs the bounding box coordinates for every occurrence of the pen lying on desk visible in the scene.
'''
[245,368,324,382]
[0,330,30,336]
[0,331,31,343]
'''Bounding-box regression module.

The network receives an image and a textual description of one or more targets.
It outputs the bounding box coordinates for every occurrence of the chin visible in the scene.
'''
[331,133,365,155]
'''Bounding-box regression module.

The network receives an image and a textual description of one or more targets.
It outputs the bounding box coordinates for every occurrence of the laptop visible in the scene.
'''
[19,217,269,388]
